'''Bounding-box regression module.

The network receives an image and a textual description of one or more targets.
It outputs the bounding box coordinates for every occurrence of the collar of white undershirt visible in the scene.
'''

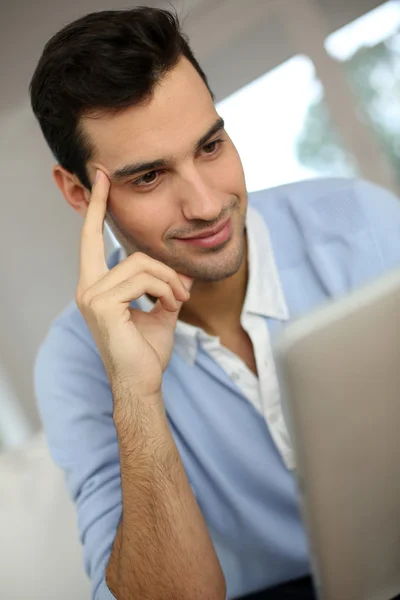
[118,205,289,365]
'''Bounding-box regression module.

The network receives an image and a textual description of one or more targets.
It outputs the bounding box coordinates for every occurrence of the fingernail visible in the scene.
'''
[95,169,101,183]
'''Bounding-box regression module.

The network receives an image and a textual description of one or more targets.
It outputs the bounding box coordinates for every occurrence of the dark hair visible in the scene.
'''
[29,6,215,190]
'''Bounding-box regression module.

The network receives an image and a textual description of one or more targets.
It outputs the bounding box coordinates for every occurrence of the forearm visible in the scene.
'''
[105,389,226,600]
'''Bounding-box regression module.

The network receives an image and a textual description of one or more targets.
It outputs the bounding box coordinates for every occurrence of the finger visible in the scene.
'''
[79,170,110,288]
[147,272,194,325]
[177,274,194,292]
[91,252,190,303]
[95,273,181,313]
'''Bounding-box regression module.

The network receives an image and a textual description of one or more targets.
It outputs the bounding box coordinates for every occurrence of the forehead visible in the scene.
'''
[82,57,217,168]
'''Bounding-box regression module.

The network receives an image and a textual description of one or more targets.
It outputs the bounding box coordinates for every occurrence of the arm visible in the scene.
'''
[36,310,225,600]
[34,318,122,600]
[106,388,225,600]
[53,169,225,600]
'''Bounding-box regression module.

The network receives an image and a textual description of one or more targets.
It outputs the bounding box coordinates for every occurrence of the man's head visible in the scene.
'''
[30,7,248,282]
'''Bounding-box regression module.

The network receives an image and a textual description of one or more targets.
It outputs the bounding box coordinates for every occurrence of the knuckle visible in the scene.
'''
[79,288,92,308]
[152,279,170,298]
[75,293,82,309]
[75,287,83,307]
[77,288,102,313]
[132,251,147,263]
[128,252,178,284]
[174,272,184,285]
[87,293,105,312]
[75,285,88,309]
[163,265,179,283]
[162,281,173,295]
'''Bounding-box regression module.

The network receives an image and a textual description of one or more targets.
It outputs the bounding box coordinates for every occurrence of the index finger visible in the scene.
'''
[79,169,110,288]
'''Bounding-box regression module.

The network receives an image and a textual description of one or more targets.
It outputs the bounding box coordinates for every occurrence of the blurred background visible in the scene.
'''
[1,0,400,596]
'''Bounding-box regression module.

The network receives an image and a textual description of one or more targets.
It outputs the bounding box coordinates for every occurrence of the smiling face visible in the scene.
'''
[81,56,248,282]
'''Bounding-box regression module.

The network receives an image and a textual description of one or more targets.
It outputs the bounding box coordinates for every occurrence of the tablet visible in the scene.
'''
[274,267,400,600]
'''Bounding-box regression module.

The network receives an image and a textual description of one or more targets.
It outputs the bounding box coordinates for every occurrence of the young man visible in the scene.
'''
[31,7,400,600]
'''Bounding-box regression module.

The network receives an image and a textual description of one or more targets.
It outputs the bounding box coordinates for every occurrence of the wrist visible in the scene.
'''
[112,387,165,427]
[110,374,162,405]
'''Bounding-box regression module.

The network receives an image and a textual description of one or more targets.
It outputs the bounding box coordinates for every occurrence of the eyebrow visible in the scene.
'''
[109,117,225,182]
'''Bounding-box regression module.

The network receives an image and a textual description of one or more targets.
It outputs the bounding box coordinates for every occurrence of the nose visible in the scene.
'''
[177,166,224,223]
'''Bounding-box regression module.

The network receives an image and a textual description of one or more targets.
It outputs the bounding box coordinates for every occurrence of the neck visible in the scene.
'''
[178,233,249,336]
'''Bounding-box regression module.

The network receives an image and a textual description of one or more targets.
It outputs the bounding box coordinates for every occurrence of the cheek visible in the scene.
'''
[109,190,170,243]
[215,146,245,190]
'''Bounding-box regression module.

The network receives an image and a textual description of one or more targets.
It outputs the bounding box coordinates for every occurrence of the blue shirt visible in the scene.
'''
[34,177,400,600]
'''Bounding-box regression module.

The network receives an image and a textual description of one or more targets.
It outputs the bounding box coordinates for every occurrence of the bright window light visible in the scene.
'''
[216,55,323,192]
[325,0,400,61]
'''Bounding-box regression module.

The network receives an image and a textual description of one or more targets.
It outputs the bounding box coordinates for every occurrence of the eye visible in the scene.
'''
[130,170,162,188]
[202,139,225,155]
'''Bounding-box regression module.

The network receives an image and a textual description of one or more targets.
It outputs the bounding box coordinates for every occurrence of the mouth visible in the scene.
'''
[177,217,230,240]
[175,218,232,248]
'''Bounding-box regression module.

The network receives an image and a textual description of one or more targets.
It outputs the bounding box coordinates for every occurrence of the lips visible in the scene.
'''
[177,218,230,240]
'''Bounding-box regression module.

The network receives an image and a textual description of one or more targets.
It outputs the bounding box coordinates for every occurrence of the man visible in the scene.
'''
[30,7,400,600]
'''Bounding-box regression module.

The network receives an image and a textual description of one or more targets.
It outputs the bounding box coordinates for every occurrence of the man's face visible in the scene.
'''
[82,56,248,282]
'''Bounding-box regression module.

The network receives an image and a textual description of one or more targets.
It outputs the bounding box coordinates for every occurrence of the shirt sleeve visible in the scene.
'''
[34,309,120,600]
[353,179,400,270]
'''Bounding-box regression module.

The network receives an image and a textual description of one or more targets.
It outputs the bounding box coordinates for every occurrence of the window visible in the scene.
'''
[324,0,400,187]
[216,54,356,193]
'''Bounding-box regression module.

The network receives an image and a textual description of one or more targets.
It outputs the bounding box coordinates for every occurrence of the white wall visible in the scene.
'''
[0,0,386,435]
[0,103,83,430]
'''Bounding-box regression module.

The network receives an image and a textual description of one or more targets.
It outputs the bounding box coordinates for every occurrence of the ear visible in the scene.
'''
[52,165,92,218]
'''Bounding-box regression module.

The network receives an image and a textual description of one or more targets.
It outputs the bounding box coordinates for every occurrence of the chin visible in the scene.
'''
[183,237,245,283]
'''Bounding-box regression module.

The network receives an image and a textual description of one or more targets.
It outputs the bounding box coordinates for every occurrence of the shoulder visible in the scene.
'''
[35,246,120,372]
[249,177,400,244]
[249,176,400,217]
[248,176,353,207]
[248,178,400,294]
[34,250,122,414]
[33,296,110,435]
[35,298,98,376]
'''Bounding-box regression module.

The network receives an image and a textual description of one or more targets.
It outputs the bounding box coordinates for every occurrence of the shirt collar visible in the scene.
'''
[118,204,289,364]
[244,204,289,321]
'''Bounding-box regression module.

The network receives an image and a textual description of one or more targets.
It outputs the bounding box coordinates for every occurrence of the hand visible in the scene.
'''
[76,170,194,398]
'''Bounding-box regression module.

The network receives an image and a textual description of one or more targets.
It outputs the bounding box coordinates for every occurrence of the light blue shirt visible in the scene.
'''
[34,178,400,600]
